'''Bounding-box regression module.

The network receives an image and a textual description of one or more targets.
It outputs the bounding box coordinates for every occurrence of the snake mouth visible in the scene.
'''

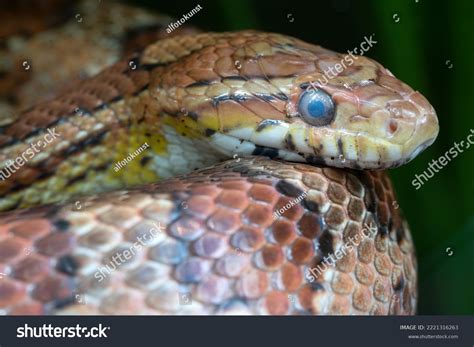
[209,131,306,162]
[203,94,439,170]
[405,137,436,163]
[206,112,440,169]
[207,130,419,170]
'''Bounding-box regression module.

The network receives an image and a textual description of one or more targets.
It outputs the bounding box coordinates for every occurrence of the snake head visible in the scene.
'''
[150,31,439,169]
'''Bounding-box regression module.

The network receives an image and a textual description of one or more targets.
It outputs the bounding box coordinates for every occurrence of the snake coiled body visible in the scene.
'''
[0,1,438,315]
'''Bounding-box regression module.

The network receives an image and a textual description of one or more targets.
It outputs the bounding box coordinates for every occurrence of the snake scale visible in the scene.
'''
[0,1,439,315]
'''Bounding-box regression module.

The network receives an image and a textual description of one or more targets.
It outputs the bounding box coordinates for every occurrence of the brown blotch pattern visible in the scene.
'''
[0,157,416,315]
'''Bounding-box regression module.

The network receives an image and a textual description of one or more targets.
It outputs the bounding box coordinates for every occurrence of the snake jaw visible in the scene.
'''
[212,93,438,169]
[205,104,438,170]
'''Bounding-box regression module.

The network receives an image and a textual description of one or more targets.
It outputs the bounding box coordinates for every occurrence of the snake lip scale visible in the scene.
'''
[0,2,439,315]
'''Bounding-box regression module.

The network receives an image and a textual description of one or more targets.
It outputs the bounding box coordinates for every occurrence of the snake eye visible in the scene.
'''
[298,87,335,126]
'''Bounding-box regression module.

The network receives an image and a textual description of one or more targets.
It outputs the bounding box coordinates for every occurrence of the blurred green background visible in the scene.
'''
[135,0,474,314]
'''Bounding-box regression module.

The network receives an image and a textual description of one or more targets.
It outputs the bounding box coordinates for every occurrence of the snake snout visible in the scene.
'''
[405,110,439,160]
[393,91,439,164]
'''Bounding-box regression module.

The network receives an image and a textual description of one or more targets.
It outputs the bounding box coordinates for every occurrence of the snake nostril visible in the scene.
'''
[388,119,398,135]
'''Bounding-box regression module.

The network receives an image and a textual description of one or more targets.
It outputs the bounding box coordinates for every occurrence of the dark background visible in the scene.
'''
[127,0,474,315]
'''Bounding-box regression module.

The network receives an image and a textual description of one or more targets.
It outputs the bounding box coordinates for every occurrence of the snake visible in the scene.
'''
[0,1,439,315]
